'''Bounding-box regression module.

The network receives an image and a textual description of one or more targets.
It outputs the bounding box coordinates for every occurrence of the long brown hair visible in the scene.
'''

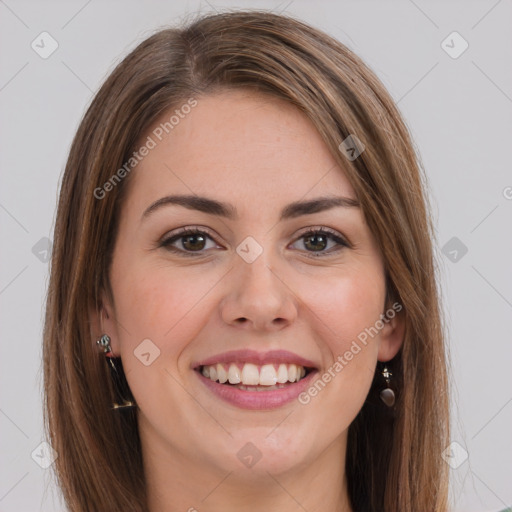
[43,9,449,511]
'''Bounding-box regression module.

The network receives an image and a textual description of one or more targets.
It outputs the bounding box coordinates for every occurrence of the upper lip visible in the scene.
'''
[192,349,319,369]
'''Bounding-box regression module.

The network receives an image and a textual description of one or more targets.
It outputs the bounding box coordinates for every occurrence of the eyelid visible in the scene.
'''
[293,225,350,247]
[159,225,222,250]
[162,225,217,239]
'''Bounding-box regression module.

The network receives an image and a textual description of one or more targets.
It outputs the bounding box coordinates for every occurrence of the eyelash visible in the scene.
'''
[158,226,349,258]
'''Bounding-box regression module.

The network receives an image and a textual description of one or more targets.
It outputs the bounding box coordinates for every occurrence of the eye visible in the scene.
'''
[289,227,349,257]
[159,227,221,257]
[159,226,349,258]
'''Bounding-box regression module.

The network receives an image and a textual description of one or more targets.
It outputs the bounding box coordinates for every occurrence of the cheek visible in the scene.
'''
[306,265,385,356]
[109,265,215,418]
[115,275,184,340]
[111,262,224,359]
[296,266,384,417]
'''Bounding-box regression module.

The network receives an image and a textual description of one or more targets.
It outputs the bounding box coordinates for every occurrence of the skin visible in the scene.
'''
[93,89,404,512]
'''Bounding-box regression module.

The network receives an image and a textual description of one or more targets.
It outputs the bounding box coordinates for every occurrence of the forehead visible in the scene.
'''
[128,90,355,210]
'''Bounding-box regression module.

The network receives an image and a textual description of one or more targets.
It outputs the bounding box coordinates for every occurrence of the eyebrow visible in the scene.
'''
[141,194,360,222]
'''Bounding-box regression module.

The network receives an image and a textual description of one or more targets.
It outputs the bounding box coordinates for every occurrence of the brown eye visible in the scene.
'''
[291,228,349,257]
[303,232,329,252]
[180,233,207,251]
[159,228,219,256]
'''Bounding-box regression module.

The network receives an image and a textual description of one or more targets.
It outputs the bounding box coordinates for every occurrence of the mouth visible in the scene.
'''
[192,350,319,410]
[195,362,314,391]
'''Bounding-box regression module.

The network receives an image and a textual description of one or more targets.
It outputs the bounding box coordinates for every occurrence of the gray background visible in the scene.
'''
[1,0,511,510]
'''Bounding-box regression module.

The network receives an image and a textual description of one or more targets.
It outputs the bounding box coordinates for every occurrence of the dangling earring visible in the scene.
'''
[379,365,395,407]
[96,334,137,410]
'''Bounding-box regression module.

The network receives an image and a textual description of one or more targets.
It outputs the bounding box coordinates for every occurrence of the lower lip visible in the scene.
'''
[195,369,318,410]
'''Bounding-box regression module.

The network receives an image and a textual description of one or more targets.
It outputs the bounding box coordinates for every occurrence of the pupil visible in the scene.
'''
[183,234,205,251]
[305,234,326,251]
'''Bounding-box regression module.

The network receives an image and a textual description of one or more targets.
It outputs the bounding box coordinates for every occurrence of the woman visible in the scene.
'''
[43,9,450,511]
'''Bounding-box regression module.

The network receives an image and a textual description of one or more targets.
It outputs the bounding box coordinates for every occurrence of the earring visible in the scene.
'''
[379,365,395,407]
[96,334,137,410]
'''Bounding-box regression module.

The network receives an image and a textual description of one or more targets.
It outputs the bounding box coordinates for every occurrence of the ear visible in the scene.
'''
[377,307,405,362]
[89,291,121,354]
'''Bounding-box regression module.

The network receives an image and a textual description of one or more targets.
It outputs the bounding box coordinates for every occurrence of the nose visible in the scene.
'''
[220,252,298,332]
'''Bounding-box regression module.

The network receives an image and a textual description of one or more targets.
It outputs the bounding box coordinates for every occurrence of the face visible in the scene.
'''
[97,90,403,483]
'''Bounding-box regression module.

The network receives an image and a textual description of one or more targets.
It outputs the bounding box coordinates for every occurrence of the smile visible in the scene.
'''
[200,362,309,387]
[192,350,319,410]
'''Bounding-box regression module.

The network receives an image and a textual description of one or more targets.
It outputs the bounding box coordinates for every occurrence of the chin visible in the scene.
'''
[205,427,313,478]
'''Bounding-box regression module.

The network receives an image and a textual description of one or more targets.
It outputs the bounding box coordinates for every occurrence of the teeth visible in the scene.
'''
[276,364,288,383]
[228,364,241,384]
[235,383,288,392]
[241,363,259,385]
[216,363,228,384]
[202,362,308,386]
[288,364,297,382]
[259,364,277,385]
